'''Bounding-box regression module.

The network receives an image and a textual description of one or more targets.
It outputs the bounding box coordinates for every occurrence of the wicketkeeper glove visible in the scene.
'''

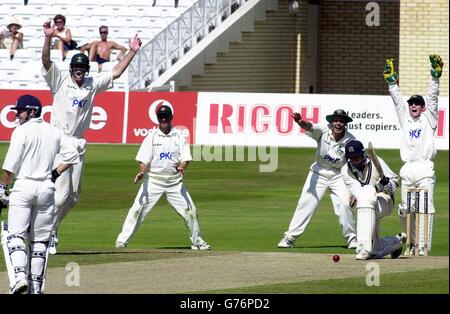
[383,59,398,84]
[0,183,9,211]
[429,54,444,78]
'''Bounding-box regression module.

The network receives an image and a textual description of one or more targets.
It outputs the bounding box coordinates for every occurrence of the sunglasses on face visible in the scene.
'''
[99,31,107,34]
[408,103,423,107]
[55,20,64,24]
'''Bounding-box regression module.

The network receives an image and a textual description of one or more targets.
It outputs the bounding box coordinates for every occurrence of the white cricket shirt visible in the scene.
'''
[42,63,113,138]
[389,78,439,163]
[136,127,192,187]
[2,118,73,180]
[306,124,355,176]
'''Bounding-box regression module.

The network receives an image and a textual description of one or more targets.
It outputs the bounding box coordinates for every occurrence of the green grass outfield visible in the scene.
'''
[0,144,448,293]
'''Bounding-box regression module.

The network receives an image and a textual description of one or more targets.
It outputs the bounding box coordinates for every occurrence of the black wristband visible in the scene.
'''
[51,169,61,183]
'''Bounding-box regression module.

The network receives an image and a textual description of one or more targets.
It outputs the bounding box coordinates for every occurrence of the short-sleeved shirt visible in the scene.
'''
[136,127,192,187]
[2,118,78,181]
[306,124,355,176]
[41,62,113,138]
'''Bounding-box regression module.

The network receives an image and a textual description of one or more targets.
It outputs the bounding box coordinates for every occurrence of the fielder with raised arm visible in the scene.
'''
[0,95,77,294]
[341,140,405,260]
[41,20,142,254]
[278,109,357,249]
[383,54,443,255]
[115,105,211,250]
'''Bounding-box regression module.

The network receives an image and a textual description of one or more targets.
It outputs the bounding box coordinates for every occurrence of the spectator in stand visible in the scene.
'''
[50,14,75,61]
[0,17,24,60]
[80,26,127,71]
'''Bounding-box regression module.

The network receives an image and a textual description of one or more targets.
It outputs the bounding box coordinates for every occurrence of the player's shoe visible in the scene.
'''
[115,242,126,248]
[191,241,211,251]
[355,249,370,260]
[9,277,29,294]
[347,238,358,249]
[49,232,58,255]
[277,237,295,248]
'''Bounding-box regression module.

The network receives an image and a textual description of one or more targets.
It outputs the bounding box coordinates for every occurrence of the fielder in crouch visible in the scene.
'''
[278,109,357,249]
[115,105,211,250]
[41,20,142,254]
[0,95,77,294]
[341,140,405,260]
[383,54,443,255]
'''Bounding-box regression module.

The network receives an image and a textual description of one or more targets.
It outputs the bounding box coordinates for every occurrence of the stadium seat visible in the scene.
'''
[13,49,35,64]
[99,61,117,72]
[89,61,99,73]
[50,49,64,62]
[0,50,11,60]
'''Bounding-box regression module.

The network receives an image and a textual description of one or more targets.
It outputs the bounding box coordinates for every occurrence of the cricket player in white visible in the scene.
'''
[116,105,210,250]
[383,54,443,255]
[278,110,357,249]
[0,95,77,294]
[41,20,142,254]
[341,140,405,260]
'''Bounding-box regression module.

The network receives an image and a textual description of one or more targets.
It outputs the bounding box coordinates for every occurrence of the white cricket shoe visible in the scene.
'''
[9,277,28,294]
[347,238,358,249]
[277,237,295,248]
[49,232,58,255]
[115,242,126,248]
[191,242,211,251]
[355,249,370,260]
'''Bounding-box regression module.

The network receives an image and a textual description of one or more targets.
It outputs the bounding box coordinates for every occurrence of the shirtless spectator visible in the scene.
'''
[85,26,127,71]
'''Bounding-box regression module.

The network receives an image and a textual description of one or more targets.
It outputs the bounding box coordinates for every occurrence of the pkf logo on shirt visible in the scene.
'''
[409,128,422,139]
[159,152,175,160]
[148,99,174,124]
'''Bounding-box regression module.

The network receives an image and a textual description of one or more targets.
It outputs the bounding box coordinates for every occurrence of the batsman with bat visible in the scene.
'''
[383,54,443,255]
[341,140,405,260]
[1,95,77,294]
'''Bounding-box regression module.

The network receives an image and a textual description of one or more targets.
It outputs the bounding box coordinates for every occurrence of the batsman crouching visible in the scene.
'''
[341,140,406,260]
[115,105,210,250]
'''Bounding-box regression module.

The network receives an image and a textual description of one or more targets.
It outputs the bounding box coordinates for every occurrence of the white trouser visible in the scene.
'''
[116,180,205,246]
[398,161,435,252]
[284,170,356,244]
[356,185,397,256]
[5,179,54,287]
[52,153,85,231]
[8,179,55,241]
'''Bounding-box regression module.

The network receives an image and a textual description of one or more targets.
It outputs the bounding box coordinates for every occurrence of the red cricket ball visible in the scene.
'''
[332,254,340,262]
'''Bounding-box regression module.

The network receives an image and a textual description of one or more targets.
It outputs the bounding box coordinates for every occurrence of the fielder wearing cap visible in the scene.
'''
[341,140,404,260]
[1,94,77,294]
[383,55,444,256]
[115,104,211,251]
[41,19,142,255]
[277,109,357,249]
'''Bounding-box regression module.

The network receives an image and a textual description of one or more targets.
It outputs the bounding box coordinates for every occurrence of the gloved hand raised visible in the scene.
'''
[383,59,398,84]
[430,54,444,78]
